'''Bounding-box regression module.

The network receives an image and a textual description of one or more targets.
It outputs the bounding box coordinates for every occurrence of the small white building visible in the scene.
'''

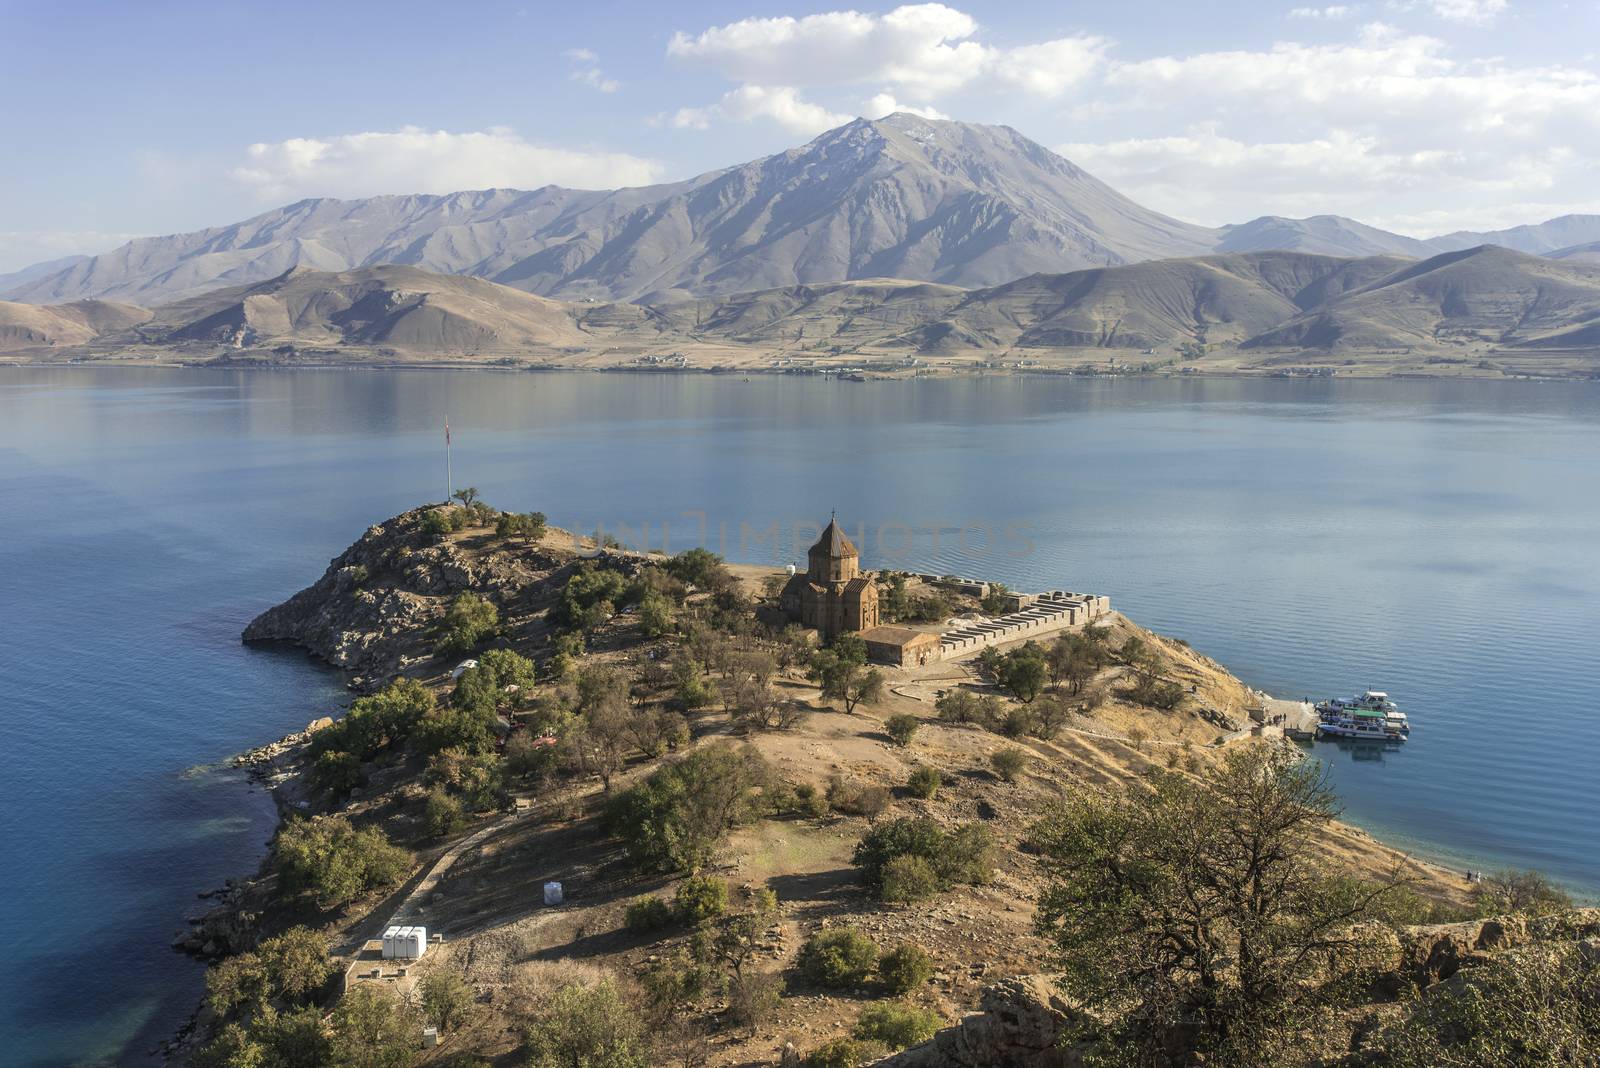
[381,925,427,960]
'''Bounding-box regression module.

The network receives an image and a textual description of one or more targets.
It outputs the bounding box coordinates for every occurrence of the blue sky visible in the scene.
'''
[3,0,1598,270]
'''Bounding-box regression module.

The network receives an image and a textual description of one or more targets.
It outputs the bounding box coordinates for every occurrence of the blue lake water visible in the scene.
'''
[2,367,1598,1065]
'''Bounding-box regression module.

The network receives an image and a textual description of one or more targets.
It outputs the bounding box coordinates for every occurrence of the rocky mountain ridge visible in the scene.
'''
[12,114,1600,310]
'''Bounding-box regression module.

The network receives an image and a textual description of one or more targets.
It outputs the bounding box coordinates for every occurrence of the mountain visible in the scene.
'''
[133,265,591,353]
[0,254,90,294]
[1244,246,1600,351]
[1428,215,1600,255]
[0,298,150,350]
[5,114,1219,307]
[1548,240,1600,265]
[1215,216,1437,259]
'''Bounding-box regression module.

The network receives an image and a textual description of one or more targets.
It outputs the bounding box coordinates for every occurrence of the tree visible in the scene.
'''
[980,582,1012,615]
[604,743,772,872]
[206,927,333,1018]
[997,644,1050,703]
[433,592,499,658]
[420,967,475,1032]
[328,985,414,1068]
[451,486,480,511]
[813,649,882,714]
[424,787,466,837]
[311,678,435,761]
[666,547,732,590]
[1049,631,1107,695]
[273,816,410,908]
[674,875,729,925]
[1031,743,1403,1066]
[991,747,1027,782]
[523,979,650,1068]
[638,589,677,638]
[1474,868,1574,917]
[576,689,634,793]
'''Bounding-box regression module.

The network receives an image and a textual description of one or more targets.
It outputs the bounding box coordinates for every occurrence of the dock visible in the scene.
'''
[1263,698,1318,738]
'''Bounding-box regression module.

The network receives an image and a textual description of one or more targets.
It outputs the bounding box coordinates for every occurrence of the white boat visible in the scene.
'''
[1315,690,1409,742]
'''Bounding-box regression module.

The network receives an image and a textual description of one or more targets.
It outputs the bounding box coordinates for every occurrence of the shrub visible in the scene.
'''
[420,967,474,1031]
[728,970,785,1030]
[879,854,941,905]
[797,927,879,989]
[794,782,830,819]
[603,743,771,873]
[885,713,921,747]
[329,984,414,1068]
[312,749,362,797]
[827,776,891,819]
[311,678,435,760]
[999,706,1038,738]
[523,979,649,1068]
[675,875,729,925]
[423,787,466,837]
[1473,869,1574,917]
[991,747,1027,782]
[433,592,499,658]
[625,895,675,933]
[853,818,995,900]
[273,815,410,908]
[905,766,941,800]
[806,1037,886,1068]
[855,1001,943,1050]
[205,926,333,1017]
[878,942,934,995]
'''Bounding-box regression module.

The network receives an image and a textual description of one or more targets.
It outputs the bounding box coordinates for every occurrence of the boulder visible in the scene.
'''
[873,975,1087,1068]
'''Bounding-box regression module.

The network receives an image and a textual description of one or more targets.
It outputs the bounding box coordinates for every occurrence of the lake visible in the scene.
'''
[2,366,1597,1066]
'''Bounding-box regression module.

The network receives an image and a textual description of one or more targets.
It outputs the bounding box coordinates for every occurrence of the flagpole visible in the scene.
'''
[445,417,453,503]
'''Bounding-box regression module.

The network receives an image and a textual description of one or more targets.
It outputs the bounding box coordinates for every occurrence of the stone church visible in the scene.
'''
[779,517,880,640]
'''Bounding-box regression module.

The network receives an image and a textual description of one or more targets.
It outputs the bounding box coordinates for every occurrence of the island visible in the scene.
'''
[175,500,1598,1068]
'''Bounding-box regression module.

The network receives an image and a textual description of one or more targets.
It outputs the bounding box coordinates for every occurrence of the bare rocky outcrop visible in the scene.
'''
[241,506,571,685]
[874,975,1088,1068]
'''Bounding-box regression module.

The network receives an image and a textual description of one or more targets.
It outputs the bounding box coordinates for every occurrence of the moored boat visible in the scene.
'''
[1315,690,1409,742]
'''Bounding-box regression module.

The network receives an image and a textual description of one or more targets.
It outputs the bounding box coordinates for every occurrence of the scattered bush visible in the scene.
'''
[885,713,921,747]
[1126,675,1186,710]
[420,967,475,1031]
[205,926,334,1017]
[797,927,879,989]
[625,895,675,934]
[1474,868,1574,917]
[878,942,934,995]
[853,817,995,901]
[991,747,1028,782]
[793,782,830,819]
[310,678,435,761]
[675,875,729,925]
[329,984,415,1068]
[273,815,410,908]
[879,854,942,905]
[855,1001,943,1050]
[905,766,941,800]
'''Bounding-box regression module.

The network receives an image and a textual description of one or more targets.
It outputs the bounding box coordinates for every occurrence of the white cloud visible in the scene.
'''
[861,93,949,120]
[667,4,1106,116]
[230,127,661,200]
[1417,0,1508,24]
[565,48,620,92]
[670,86,851,136]
[1289,5,1357,18]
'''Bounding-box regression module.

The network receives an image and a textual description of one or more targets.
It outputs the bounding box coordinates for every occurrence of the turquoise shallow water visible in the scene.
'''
[2,367,1598,1065]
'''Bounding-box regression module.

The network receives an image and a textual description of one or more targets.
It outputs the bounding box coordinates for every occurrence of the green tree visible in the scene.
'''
[433,593,499,658]
[451,486,480,511]
[998,644,1050,703]
[423,787,466,837]
[522,979,649,1068]
[328,985,414,1068]
[637,589,677,638]
[1474,868,1574,917]
[273,816,410,908]
[603,743,771,872]
[311,678,435,761]
[420,967,475,1032]
[1031,743,1402,1066]
[665,547,732,590]
[853,817,994,900]
[674,875,729,925]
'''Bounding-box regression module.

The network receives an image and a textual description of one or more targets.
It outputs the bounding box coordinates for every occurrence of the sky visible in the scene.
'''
[3,0,1599,271]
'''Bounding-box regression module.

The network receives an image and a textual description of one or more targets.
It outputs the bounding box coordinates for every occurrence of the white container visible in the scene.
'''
[544,881,563,906]
[381,925,402,959]
[382,924,427,959]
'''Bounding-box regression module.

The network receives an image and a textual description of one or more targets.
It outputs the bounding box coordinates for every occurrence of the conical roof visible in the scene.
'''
[811,517,858,558]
